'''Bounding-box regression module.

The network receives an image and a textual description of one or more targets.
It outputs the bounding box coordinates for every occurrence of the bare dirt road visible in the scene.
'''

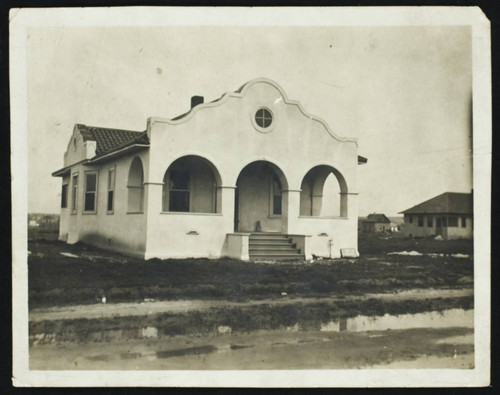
[29,288,473,322]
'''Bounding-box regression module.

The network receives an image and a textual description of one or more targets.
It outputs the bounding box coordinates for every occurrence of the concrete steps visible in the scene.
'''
[249,233,304,261]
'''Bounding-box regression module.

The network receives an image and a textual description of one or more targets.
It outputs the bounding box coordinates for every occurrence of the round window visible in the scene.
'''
[255,108,273,128]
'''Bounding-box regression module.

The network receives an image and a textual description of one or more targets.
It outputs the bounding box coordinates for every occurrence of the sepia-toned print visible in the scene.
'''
[11,7,490,387]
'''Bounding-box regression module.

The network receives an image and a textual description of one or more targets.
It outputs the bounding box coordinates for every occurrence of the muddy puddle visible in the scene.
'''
[31,308,473,348]
[319,308,473,332]
[30,308,475,369]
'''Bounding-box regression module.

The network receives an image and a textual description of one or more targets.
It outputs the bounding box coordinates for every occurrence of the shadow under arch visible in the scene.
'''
[162,155,222,213]
[127,156,145,213]
[234,160,289,232]
[300,165,348,217]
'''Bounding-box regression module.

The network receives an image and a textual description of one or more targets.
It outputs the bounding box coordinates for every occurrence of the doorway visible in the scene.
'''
[233,161,288,233]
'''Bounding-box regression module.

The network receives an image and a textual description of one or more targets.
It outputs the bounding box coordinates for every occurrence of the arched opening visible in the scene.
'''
[234,161,288,232]
[162,155,222,213]
[300,165,347,217]
[127,157,144,213]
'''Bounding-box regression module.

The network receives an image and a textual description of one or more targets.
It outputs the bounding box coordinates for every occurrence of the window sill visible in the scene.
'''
[161,211,222,216]
[107,211,114,215]
[268,214,282,219]
[82,211,97,215]
[127,211,144,214]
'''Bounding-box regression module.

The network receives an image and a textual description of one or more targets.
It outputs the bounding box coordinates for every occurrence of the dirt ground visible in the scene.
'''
[30,326,474,370]
[27,236,474,370]
[29,288,472,322]
[28,238,473,308]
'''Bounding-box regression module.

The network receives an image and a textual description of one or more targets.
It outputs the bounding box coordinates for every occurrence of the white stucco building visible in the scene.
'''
[53,78,366,260]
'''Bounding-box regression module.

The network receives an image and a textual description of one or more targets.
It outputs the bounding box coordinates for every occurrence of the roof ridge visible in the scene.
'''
[86,125,143,134]
[399,191,472,215]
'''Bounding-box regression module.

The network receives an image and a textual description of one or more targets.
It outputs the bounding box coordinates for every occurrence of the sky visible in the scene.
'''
[25,24,472,217]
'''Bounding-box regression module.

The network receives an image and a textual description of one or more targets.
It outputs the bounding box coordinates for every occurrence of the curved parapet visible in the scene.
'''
[159,77,358,146]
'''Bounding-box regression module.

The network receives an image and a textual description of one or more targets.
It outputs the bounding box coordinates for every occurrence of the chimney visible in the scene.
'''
[191,95,204,109]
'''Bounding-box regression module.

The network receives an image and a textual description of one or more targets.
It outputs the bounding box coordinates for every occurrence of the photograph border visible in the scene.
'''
[10,6,491,387]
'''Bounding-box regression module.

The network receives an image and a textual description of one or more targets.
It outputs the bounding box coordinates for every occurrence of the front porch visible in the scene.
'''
[225,232,311,261]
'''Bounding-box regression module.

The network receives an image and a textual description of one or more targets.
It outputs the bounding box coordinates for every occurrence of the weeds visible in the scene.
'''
[28,240,473,308]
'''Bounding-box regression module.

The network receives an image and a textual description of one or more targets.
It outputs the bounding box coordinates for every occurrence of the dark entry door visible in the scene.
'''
[233,184,239,232]
[436,217,446,236]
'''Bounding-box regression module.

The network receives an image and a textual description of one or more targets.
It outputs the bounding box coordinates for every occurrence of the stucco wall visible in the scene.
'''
[403,214,472,240]
[63,126,97,167]
[294,217,357,258]
[60,151,149,257]
[143,79,359,259]
[58,175,70,241]
[144,213,226,259]
[58,79,360,259]
[447,217,473,239]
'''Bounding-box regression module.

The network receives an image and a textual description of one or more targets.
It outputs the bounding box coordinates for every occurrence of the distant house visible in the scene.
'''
[388,217,404,232]
[399,192,473,240]
[28,213,60,241]
[361,213,391,233]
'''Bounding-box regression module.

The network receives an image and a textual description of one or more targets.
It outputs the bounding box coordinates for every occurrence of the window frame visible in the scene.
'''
[168,169,191,212]
[107,166,115,214]
[408,215,413,224]
[83,170,98,214]
[269,174,282,217]
[461,217,467,228]
[251,107,277,133]
[427,216,433,227]
[417,215,424,227]
[71,172,79,214]
[61,183,68,209]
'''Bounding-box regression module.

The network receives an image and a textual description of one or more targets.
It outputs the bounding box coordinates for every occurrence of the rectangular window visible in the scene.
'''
[409,215,413,224]
[61,184,68,208]
[169,170,190,212]
[461,217,466,228]
[441,217,447,227]
[418,215,424,227]
[107,167,115,213]
[427,216,433,227]
[84,171,98,213]
[71,174,78,213]
[448,217,458,227]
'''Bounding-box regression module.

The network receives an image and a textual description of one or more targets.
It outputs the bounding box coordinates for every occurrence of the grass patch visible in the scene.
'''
[358,233,473,255]
[28,240,473,308]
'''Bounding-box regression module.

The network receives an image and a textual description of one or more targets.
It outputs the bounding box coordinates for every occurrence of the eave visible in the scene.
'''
[52,144,150,176]
[52,165,74,177]
[52,160,89,177]
[87,144,149,165]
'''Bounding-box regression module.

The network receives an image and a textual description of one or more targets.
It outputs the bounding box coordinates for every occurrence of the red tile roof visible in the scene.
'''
[400,192,472,215]
[76,124,149,158]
